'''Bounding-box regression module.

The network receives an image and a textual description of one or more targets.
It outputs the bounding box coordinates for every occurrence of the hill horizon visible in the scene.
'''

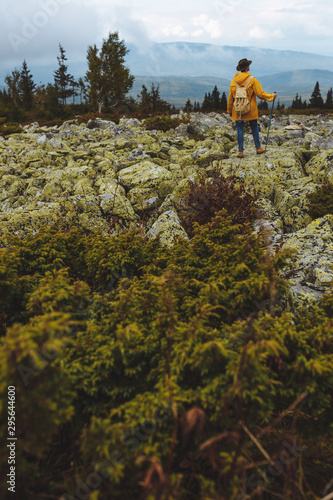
[1,42,332,108]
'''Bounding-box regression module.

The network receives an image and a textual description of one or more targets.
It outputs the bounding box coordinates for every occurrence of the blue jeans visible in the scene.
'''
[236,119,261,151]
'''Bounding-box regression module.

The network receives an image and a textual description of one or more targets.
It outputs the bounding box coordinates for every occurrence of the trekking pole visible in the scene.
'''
[265,93,276,151]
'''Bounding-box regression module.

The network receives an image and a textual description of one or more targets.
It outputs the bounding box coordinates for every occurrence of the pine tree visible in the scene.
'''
[78,78,86,105]
[309,81,324,109]
[18,60,36,110]
[85,32,134,114]
[325,87,333,109]
[202,91,213,111]
[212,85,220,110]
[220,91,227,111]
[5,70,21,107]
[69,77,79,105]
[184,98,193,112]
[258,100,268,110]
[193,101,200,111]
[291,93,304,110]
[53,44,73,106]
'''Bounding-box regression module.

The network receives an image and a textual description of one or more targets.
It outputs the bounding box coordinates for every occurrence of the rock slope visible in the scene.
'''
[0,112,332,311]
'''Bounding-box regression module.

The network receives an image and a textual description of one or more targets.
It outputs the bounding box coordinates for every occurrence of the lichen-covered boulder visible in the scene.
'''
[282,214,333,310]
[96,178,135,220]
[147,210,189,247]
[0,202,61,238]
[304,150,333,182]
[118,160,176,198]
[127,188,160,212]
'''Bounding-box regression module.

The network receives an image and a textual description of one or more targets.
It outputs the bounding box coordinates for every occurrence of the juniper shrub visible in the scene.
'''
[306,175,333,218]
[0,215,333,500]
[144,115,187,132]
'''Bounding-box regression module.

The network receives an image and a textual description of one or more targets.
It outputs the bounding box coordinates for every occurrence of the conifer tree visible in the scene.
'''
[193,101,201,111]
[18,60,36,110]
[184,98,193,112]
[309,81,324,109]
[220,91,227,111]
[137,84,150,113]
[212,85,220,110]
[77,77,86,105]
[325,87,333,109]
[5,70,21,107]
[85,32,134,114]
[202,91,213,111]
[291,93,305,109]
[53,44,73,106]
[258,100,268,110]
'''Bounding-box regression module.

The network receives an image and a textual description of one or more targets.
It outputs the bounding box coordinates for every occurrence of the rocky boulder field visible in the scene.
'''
[1,112,332,311]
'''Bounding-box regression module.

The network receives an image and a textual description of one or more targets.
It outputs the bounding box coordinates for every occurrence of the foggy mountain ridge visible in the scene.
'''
[125,42,333,78]
[1,42,333,107]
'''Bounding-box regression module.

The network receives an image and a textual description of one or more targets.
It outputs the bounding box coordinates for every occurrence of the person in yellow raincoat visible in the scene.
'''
[227,58,277,158]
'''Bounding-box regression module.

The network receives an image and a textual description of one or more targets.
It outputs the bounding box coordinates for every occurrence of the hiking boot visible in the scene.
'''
[256,147,265,154]
[236,151,244,158]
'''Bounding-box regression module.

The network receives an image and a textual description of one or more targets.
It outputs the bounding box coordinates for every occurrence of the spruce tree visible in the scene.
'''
[258,100,268,110]
[309,81,324,109]
[54,44,73,106]
[5,70,21,107]
[18,60,36,110]
[85,32,134,114]
[212,85,220,110]
[78,77,86,105]
[220,91,227,111]
[184,98,193,112]
[325,87,333,109]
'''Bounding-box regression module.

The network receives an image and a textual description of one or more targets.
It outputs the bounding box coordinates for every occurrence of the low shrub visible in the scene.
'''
[305,176,333,218]
[144,114,186,131]
[177,171,260,238]
[0,121,22,135]
[0,214,332,500]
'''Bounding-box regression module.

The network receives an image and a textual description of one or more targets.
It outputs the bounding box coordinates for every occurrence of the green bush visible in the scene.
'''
[306,176,333,218]
[144,115,186,131]
[0,216,332,499]
[0,121,22,135]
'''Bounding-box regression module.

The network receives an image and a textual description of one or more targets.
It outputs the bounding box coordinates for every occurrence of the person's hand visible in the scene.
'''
[273,92,277,99]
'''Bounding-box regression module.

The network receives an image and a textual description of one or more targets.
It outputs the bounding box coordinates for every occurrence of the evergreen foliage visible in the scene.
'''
[305,176,333,218]
[18,60,36,110]
[85,32,134,114]
[143,114,186,132]
[137,83,172,114]
[325,87,333,109]
[0,192,332,499]
[309,81,324,109]
[201,87,227,112]
[53,44,74,106]
[258,100,269,110]
[291,93,307,110]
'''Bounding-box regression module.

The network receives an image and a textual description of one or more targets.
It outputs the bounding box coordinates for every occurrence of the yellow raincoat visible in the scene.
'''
[227,72,275,121]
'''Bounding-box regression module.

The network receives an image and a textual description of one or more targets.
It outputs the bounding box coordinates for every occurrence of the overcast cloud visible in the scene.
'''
[1,0,332,81]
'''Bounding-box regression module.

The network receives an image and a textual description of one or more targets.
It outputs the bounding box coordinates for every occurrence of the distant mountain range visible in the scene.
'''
[126,42,333,107]
[129,70,333,107]
[125,42,333,78]
[1,42,333,108]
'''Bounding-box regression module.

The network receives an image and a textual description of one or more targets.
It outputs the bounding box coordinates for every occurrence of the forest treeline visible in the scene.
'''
[1,31,333,128]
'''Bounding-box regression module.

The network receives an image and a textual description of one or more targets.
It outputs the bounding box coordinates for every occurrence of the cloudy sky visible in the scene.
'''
[1,0,333,80]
